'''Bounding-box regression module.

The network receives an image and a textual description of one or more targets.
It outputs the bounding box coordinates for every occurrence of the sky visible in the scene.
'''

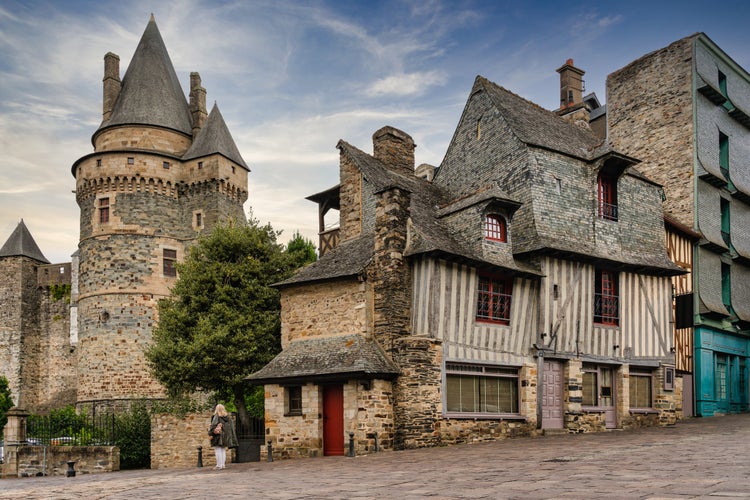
[1,0,749,264]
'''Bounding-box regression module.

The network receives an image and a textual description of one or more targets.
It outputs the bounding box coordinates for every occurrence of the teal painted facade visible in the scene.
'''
[694,326,750,416]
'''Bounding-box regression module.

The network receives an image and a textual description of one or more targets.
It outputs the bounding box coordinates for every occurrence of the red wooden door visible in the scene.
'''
[542,360,564,429]
[323,384,344,456]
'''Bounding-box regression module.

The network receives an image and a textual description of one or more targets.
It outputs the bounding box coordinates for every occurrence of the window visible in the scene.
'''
[127,157,134,165]
[163,161,170,169]
[163,249,177,277]
[721,263,731,311]
[445,363,519,415]
[663,365,675,391]
[721,198,730,247]
[285,386,302,416]
[484,214,507,242]
[231,166,236,174]
[594,269,619,325]
[96,159,102,167]
[476,274,512,324]
[195,212,203,229]
[719,132,729,181]
[583,364,615,407]
[99,198,110,224]
[582,365,598,406]
[597,172,618,221]
[198,161,203,169]
[719,70,728,97]
[629,370,653,408]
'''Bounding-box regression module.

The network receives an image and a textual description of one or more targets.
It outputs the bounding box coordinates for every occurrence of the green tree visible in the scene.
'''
[285,230,317,267]
[145,218,314,426]
[0,376,13,438]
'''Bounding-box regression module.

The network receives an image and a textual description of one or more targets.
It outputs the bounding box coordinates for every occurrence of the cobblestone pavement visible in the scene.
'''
[2,414,749,499]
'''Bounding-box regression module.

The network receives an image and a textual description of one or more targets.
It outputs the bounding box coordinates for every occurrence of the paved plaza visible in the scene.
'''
[1,413,749,499]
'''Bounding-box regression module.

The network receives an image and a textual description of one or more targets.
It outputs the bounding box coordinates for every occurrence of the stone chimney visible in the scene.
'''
[102,52,121,122]
[373,126,415,177]
[556,58,585,109]
[415,163,435,182]
[189,72,208,137]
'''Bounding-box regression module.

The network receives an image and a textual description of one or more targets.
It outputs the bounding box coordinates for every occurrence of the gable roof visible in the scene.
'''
[0,220,50,263]
[477,76,604,160]
[183,103,249,170]
[97,15,192,137]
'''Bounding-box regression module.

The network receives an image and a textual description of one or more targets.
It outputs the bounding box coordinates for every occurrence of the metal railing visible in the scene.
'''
[26,413,116,446]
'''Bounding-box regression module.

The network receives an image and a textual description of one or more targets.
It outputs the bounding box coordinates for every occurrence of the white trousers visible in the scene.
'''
[214,446,227,468]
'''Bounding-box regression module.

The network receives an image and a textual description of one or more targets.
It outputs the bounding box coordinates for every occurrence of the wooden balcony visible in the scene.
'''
[319,227,340,256]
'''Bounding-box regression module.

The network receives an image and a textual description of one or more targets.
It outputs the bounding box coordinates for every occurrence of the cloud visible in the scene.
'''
[365,71,448,97]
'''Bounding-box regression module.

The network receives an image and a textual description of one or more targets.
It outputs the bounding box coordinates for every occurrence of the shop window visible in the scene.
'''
[285,386,302,416]
[629,370,653,408]
[445,363,519,416]
[476,273,512,324]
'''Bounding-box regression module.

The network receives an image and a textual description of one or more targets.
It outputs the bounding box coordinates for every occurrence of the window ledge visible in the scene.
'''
[444,412,526,421]
[629,409,659,415]
[284,412,303,417]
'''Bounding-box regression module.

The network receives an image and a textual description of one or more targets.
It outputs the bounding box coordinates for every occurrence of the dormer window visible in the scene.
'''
[597,172,618,221]
[484,214,507,242]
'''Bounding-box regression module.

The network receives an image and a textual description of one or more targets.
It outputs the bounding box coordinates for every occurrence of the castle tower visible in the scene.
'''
[70,15,249,410]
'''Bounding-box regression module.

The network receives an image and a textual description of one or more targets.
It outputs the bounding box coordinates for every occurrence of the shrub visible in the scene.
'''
[114,403,151,469]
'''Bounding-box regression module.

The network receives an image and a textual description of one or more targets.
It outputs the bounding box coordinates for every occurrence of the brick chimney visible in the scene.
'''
[556,58,585,110]
[102,52,121,122]
[372,126,415,177]
[189,72,208,138]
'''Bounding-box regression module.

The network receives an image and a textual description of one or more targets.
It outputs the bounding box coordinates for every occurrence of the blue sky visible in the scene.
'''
[1,0,749,263]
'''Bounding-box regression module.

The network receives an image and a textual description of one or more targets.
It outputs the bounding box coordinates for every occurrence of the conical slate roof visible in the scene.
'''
[183,103,249,170]
[0,220,50,263]
[98,15,192,136]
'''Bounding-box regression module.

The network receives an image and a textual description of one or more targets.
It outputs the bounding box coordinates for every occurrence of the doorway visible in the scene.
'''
[322,384,344,456]
[542,360,564,429]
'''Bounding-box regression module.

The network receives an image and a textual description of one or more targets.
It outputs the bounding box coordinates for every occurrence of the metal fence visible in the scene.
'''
[26,413,116,446]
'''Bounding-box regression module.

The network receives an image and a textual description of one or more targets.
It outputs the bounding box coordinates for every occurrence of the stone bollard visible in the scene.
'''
[66,461,76,477]
[267,441,273,462]
[197,446,203,468]
[348,432,355,457]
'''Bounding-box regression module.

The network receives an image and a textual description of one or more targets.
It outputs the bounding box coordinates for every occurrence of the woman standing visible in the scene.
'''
[209,404,238,469]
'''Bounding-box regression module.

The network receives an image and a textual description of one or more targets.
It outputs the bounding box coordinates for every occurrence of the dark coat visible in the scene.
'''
[209,414,238,448]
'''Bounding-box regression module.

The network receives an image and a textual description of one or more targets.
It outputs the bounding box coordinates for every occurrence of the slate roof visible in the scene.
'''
[0,220,50,263]
[183,103,249,170]
[275,235,373,287]
[247,334,399,384]
[478,76,604,160]
[98,15,192,136]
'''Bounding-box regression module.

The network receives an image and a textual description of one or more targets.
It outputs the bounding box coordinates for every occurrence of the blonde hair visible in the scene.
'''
[214,404,228,417]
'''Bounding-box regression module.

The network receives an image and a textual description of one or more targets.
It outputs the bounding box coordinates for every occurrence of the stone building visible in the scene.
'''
[0,15,249,412]
[607,33,750,416]
[250,74,684,458]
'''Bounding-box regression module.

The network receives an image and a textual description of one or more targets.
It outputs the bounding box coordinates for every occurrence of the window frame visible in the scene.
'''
[594,268,619,326]
[284,385,303,416]
[484,214,507,242]
[597,172,618,221]
[444,362,521,418]
[476,273,513,325]
[98,197,110,224]
[629,369,654,410]
[163,248,177,277]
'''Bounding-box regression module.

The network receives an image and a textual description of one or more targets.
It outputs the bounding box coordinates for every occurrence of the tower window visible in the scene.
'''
[96,159,102,167]
[484,214,507,242]
[99,198,110,224]
[198,161,203,169]
[195,212,203,229]
[127,157,134,165]
[231,166,236,174]
[163,249,177,277]
[163,161,170,169]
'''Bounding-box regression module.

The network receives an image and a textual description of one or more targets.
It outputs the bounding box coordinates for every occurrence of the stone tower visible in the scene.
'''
[70,15,249,410]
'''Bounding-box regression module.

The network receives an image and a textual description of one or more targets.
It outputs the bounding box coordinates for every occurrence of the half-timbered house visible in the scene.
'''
[250,76,685,458]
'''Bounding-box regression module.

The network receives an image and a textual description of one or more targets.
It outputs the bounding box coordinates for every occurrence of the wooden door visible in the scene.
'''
[600,368,616,429]
[542,360,564,429]
[323,384,344,456]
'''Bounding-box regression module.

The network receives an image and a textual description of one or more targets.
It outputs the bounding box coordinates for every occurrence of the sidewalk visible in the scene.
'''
[1,414,749,499]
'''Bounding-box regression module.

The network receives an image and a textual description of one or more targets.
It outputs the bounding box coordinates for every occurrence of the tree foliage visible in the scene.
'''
[145,218,316,423]
[0,376,13,438]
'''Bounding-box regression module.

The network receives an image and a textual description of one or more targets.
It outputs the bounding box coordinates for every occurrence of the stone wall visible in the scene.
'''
[264,383,322,459]
[150,412,221,469]
[2,445,118,478]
